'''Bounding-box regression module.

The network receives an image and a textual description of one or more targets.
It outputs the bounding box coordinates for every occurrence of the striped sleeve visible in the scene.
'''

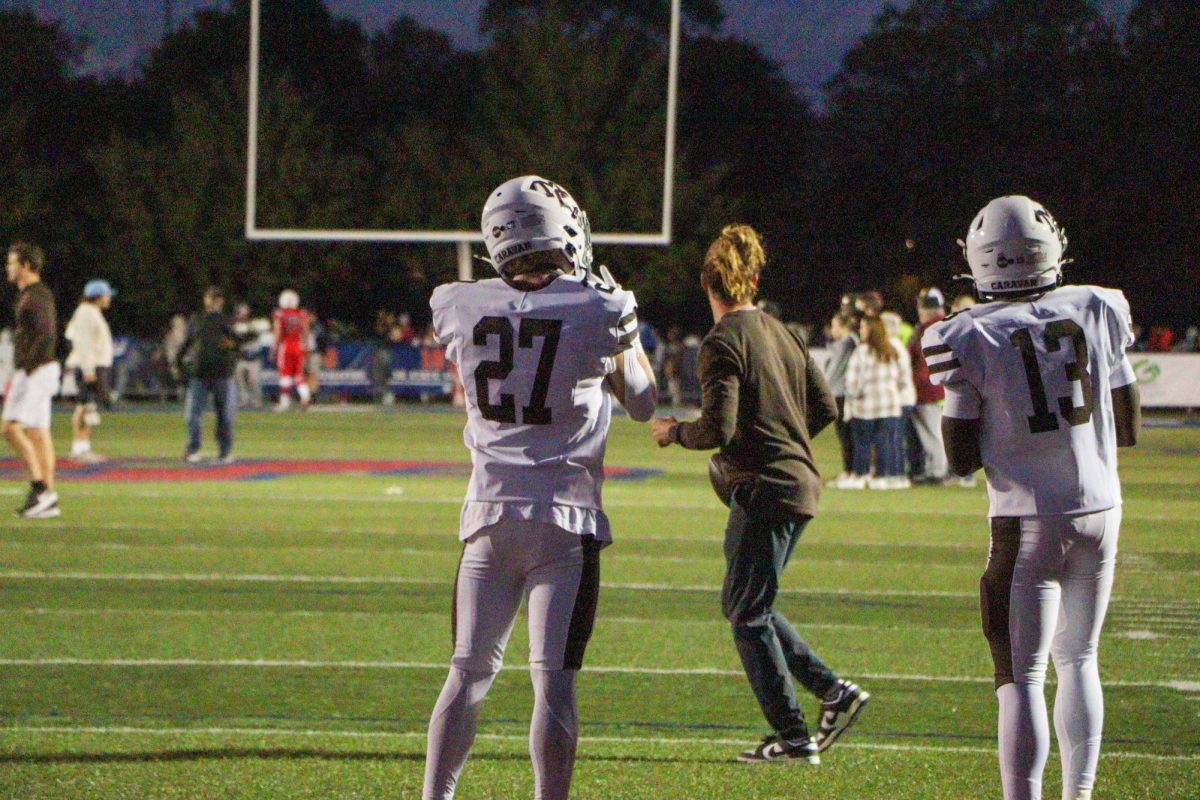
[921,316,982,419]
[920,321,966,387]
[606,289,640,355]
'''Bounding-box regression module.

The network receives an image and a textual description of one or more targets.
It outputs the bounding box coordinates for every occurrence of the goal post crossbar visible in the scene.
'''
[243,0,681,249]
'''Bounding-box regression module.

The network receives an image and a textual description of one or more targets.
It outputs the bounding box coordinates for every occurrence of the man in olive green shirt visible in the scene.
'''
[651,225,870,764]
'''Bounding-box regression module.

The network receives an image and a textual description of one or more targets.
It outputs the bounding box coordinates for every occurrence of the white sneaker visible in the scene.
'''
[21,490,60,519]
[836,475,867,490]
[867,476,893,490]
[826,471,851,487]
[77,451,107,464]
[184,452,205,464]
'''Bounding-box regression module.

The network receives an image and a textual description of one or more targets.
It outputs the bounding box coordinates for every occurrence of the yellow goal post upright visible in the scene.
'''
[243,0,682,280]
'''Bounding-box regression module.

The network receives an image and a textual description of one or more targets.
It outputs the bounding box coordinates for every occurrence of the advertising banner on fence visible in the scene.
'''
[1129,353,1200,408]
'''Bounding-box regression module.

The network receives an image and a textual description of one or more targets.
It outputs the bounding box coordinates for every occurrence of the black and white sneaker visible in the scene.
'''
[817,680,870,753]
[19,490,60,519]
[737,734,820,764]
[15,487,39,516]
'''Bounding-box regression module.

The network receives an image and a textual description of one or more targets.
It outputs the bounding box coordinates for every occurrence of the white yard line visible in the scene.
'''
[0,570,974,597]
[0,657,1191,691]
[0,724,1195,762]
[5,570,1194,608]
[27,485,1199,523]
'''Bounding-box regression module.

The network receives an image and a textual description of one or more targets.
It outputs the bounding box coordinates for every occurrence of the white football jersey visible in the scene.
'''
[431,274,638,541]
[922,285,1135,517]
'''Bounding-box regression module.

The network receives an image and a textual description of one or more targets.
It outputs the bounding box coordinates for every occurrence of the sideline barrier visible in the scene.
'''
[810,348,1200,409]
[59,341,1200,408]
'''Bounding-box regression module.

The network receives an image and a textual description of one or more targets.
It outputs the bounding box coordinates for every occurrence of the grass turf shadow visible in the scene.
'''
[0,749,731,766]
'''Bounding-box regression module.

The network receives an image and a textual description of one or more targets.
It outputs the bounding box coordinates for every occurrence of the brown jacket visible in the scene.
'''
[677,310,836,517]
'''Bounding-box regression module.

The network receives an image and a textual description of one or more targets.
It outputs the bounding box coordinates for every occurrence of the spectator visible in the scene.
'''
[662,325,685,408]
[1173,326,1199,353]
[162,314,189,400]
[371,311,396,405]
[823,312,860,483]
[305,311,327,404]
[232,304,266,409]
[909,288,949,484]
[881,311,916,488]
[179,287,238,463]
[65,279,116,462]
[3,242,60,518]
[854,291,883,316]
[1148,326,1175,352]
[841,316,906,490]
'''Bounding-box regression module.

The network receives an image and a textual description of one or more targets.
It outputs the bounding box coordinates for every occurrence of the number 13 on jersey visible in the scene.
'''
[472,316,562,425]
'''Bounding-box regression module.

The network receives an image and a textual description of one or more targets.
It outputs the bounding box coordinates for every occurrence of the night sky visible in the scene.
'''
[9,0,1136,103]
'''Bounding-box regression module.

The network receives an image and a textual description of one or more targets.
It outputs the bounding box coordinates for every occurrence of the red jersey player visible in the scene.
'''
[273,289,310,411]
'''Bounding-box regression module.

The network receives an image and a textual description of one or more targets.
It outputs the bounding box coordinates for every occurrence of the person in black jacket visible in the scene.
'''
[651,224,870,764]
[3,243,61,518]
[179,287,238,463]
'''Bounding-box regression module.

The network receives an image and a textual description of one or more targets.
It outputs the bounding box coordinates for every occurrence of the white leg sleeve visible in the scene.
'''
[1051,508,1118,800]
[998,682,1050,800]
[529,668,578,800]
[618,342,656,422]
[423,667,499,800]
[1000,518,1065,800]
[297,382,311,404]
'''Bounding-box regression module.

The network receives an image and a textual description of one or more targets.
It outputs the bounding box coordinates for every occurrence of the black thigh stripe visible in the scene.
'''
[927,358,962,374]
[980,517,1021,690]
[617,330,639,347]
[618,312,637,330]
[563,537,602,670]
[922,344,953,357]
[450,545,466,656]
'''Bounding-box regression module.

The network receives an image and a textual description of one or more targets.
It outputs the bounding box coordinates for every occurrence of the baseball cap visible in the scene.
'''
[84,279,115,299]
[919,287,945,309]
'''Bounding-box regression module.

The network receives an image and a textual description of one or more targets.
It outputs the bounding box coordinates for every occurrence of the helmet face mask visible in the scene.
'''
[960,195,1068,300]
[481,176,594,283]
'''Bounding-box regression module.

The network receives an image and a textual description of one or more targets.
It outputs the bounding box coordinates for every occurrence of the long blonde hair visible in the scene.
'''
[702,224,764,306]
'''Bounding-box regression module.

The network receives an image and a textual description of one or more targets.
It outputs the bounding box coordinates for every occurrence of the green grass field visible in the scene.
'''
[0,407,1196,799]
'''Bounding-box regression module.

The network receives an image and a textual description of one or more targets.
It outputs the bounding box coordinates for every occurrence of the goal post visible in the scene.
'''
[244,0,682,280]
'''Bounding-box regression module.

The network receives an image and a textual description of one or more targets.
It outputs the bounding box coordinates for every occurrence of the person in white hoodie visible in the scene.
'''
[65,280,115,461]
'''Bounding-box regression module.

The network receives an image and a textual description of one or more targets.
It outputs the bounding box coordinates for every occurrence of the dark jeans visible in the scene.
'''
[723,485,838,739]
[185,377,236,458]
[834,396,853,473]
[850,417,901,477]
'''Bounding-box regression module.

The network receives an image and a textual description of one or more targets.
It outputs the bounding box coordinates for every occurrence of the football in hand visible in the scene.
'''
[708,454,733,508]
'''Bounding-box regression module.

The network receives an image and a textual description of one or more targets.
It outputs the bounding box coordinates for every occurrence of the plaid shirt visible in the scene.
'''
[844,343,905,420]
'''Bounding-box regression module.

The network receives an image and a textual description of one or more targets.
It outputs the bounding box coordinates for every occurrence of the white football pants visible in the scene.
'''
[423,520,601,800]
[981,508,1120,800]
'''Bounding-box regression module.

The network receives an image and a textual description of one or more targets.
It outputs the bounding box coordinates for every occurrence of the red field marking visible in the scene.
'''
[0,459,659,483]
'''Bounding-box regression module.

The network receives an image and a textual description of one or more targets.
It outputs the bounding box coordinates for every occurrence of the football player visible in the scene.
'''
[272,289,310,411]
[422,176,656,800]
[923,196,1140,800]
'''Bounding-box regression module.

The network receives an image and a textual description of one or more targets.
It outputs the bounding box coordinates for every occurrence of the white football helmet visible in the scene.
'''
[959,195,1068,298]
[278,289,300,309]
[480,175,593,279]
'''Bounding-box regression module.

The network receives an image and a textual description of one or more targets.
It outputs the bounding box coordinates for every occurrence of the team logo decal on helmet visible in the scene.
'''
[480,176,594,280]
[958,196,1068,299]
